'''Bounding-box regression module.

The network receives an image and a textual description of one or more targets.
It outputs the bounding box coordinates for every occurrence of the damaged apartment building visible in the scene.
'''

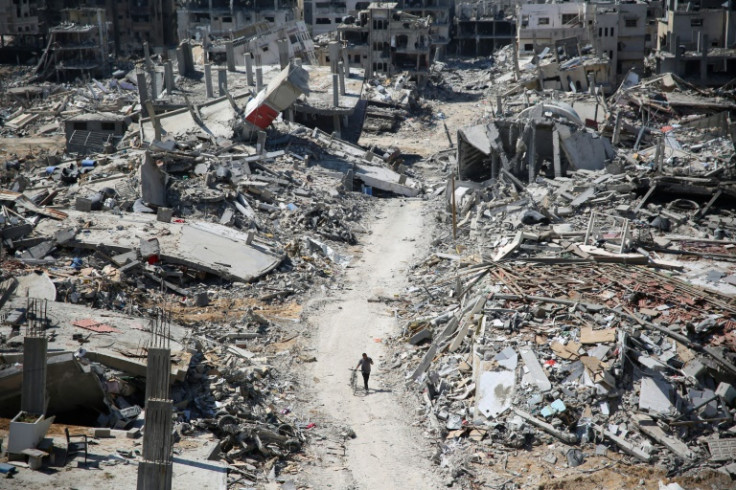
[36,8,112,81]
[177,0,298,43]
[0,0,176,58]
[652,0,736,85]
[338,2,433,82]
[518,1,660,87]
[454,0,516,57]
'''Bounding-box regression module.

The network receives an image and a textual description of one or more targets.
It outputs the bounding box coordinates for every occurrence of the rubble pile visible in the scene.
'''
[382,67,736,487]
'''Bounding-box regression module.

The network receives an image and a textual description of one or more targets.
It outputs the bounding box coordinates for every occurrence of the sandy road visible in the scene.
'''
[305,198,440,489]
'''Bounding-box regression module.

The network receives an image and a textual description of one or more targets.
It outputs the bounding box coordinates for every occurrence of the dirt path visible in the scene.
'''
[303,198,440,489]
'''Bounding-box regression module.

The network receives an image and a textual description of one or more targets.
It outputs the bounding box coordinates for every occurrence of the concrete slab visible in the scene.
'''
[14,272,56,301]
[1,298,189,381]
[639,376,676,416]
[33,210,284,282]
[477,370,515,419]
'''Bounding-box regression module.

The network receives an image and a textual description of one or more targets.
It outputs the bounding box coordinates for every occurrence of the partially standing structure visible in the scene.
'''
[37,8,111,81]
[338,2,432,83]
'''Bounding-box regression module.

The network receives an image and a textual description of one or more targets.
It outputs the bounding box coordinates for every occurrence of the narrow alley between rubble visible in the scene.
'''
[300,197,441,489]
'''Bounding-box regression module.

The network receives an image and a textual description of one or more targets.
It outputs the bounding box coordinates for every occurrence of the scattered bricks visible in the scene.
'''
[126,428,141,439]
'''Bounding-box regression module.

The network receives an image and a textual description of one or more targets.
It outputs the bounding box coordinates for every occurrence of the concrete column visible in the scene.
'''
[527,125,536,184]
[218,67,228,96]
[256,68,263,91]
[21,336,47,415]
[277,39,289,69]
[338,61,346,95]
[255,53,263,90]
[143,41,151,67]
[342,48,350,78]
[612,110,622,145]
[136,71,149,104]
[164,61,174,93]
[512,39,520,81]
[257,131,267,154]
[552,129,562,178]
[145,349,171,401]
[332,73,339,107]
[328,41,340,73]
[226,41,236,71]
[496,95,503,116]
[204,63,213,98]
[245,53,254,85]
[176,46,187,76]
[701,34,709,83]
[149,69,158,100]
[491,153,500,180]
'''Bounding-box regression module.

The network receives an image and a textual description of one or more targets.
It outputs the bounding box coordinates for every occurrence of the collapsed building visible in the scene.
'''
[457,101,615,183]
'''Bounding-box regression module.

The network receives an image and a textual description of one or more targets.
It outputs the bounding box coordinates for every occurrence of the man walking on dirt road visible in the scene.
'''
[355,353,374,392]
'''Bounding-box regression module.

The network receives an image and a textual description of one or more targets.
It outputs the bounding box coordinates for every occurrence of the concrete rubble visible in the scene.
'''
[2,6,736,489]
[383,55,736,488]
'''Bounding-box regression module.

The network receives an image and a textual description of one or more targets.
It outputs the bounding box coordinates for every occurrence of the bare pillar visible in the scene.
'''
[257,131,267,154]
[527,125,536,184]
[226,41,236,71]
[164,61,174,93]
[342,47,350,78]
[218,67,228,96]
[149,69,158,100]
[136,71,149,104]
[21,336,47,415]
[328,41,340,73]
[338,61,346,95]
[145,348,171,400]
[277,39,289,69]
[512,39,520,81]
[136,71,149,116]
[245,53,254,85]
[496,95,503,116]
[176,46,187,76]
[255,54,263,91]
[552,129,562,178]
[491,153,500,180]
[204,63,213,98]
[333,73,339,107]
[701,34,709,83]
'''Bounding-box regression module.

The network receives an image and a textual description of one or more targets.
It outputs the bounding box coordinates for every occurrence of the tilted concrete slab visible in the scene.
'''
[33,210,284,282]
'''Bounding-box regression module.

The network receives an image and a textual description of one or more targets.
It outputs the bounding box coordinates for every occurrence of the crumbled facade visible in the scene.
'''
[517,1,653,83]
[454,1,516,57]
[653,0,736,85]
[177,0,298,43]
[338,2,432,81]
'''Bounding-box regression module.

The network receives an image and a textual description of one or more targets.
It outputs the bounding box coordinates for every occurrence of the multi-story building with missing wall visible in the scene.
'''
[338,2,432,81]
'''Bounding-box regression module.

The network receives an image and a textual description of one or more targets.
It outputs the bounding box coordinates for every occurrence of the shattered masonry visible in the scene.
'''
[2,1,736,489]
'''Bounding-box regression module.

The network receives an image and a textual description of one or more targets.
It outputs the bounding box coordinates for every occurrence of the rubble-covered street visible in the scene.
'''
[2,2,736,489]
